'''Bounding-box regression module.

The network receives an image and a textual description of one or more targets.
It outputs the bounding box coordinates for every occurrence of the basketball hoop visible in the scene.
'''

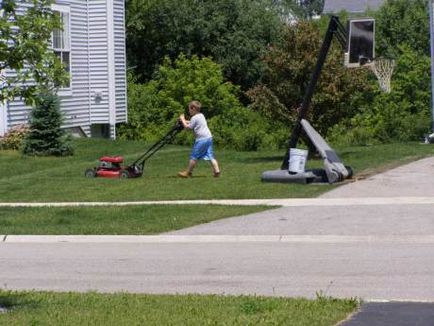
[368,57,395,93]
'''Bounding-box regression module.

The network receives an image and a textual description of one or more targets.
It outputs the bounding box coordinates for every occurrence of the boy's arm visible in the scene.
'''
[179,114,190,128]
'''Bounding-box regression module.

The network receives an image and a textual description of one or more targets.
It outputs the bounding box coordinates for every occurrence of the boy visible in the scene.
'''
[178,101,221,178]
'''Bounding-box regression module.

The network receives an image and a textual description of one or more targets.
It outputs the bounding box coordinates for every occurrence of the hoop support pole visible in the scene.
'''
[281,16,345,170]
[429,0,434,131]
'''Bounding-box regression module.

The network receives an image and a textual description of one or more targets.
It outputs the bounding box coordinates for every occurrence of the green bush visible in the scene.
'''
[209,106,287,151]
[120,55,287,151]
[328,45,431,145]
[22,93,74,156]
[119,78,164,141]
[119,55,244,140]
[0,124,29,150]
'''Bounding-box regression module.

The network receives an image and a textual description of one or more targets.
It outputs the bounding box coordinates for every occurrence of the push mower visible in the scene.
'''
[84,120,184,179]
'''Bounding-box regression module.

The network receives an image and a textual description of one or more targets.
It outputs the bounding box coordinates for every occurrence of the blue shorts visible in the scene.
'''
[190,137,215,161]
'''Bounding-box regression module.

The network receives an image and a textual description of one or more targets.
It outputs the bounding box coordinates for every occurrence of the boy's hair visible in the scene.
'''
[188,100,202,112]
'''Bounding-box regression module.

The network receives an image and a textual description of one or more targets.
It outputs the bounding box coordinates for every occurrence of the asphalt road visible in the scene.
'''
[341,302,434,326]
[2,157,434,303]
[1,239,434,301]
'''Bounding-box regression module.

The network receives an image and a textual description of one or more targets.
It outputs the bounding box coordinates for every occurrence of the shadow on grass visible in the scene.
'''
[236,155,283,164]
[0,291,37,311]
[337,151,359,158]
[165,175,208,179]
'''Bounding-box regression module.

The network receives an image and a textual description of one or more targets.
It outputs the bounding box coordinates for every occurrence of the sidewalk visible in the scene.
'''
[1,196,434,207]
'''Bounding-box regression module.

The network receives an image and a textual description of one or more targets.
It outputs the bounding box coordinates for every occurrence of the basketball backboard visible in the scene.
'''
[345,18,375,68]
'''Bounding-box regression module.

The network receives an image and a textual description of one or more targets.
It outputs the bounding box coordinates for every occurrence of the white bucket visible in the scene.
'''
[288,148,308,174]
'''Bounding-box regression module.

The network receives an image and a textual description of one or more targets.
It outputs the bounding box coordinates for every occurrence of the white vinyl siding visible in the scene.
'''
[0,0,127,138]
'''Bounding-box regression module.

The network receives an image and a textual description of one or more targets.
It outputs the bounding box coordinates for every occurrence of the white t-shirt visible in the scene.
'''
[189,113,212,139]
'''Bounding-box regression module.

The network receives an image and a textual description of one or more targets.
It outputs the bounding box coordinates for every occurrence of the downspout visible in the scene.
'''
[429,0,434,132]
[0,102,6,137]
[122,0,127,125]
[106,0,116,139]
[0,70,6,136]
[87,0,92,135]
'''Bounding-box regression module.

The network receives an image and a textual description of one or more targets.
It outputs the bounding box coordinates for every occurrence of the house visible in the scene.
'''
[0,0,127,139]
[323,0,385,14]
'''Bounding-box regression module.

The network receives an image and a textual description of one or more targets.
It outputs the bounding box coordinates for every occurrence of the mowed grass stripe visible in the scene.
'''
[0,205,271,235]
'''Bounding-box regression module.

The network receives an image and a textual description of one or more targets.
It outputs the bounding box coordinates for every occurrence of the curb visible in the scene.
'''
[4,234,434,244]
[2,196,434,207]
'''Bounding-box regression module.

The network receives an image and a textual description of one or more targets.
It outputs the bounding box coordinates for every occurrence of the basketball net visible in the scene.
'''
[368,58,395,93]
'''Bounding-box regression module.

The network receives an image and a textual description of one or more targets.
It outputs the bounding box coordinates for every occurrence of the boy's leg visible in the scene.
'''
[211,159,220,177]
[178,159,197,178]
[203,140,219,177]
[187,159,197,173]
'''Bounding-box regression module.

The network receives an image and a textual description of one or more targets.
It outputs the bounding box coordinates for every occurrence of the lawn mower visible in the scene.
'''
[84,120,184,179]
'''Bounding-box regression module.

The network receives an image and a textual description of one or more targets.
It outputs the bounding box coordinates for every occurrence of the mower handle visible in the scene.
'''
[129,119,184,168]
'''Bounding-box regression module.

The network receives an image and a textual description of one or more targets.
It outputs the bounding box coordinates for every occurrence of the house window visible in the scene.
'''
[52,4,71,89]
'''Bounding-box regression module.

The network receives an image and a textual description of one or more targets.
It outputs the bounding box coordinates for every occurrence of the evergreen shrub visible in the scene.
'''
[22,93,74,156]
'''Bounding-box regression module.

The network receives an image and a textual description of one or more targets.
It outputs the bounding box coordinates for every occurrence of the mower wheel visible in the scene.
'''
[120,170,130,179]
[85,168,97,178]
[345,166,354,178]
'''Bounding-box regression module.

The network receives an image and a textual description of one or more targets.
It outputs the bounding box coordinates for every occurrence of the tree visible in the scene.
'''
[374,0,429,58]
[271,0,324,20]
[126,0,283,90]
[300,0,324,18]
[22,93,73,156]
[247,21,373,136]
[0,0,68,106]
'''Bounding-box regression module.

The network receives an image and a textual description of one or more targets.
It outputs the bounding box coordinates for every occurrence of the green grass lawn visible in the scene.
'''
[0,291,358,325]
[0,205,272,235]
[1,138,433,202]
[1,139,433,234]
